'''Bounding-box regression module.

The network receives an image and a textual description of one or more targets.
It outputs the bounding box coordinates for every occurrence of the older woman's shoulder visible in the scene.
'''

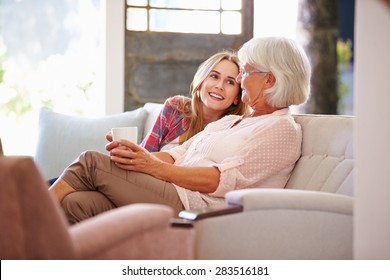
[204,114,242,130]
[258,112,301,136]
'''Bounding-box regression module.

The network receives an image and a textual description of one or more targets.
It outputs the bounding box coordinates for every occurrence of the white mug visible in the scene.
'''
[111,126,138,143]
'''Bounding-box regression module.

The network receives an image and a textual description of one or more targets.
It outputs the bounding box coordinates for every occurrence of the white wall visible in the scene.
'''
[354,0,390,259]
[101,0,125,114]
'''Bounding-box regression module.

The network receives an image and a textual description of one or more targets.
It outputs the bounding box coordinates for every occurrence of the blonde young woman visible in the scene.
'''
[50,37,311,224]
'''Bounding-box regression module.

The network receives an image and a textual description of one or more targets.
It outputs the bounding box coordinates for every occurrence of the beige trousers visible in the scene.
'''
[60,151,184,224]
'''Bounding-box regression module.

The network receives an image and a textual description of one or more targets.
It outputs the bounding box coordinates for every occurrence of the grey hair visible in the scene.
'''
[237,37,311,107]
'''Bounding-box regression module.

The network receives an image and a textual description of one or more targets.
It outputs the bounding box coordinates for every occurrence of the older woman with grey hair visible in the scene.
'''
[49,36,311,224]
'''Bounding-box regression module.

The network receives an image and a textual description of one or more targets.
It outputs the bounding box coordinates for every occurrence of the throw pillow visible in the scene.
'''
[35,107,148,180]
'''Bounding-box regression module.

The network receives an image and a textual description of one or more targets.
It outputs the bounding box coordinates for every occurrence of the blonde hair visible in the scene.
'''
[179,50,249,144]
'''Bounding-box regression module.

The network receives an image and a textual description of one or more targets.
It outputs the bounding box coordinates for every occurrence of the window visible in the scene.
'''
[126,0,242,34]
[0,0,101,156]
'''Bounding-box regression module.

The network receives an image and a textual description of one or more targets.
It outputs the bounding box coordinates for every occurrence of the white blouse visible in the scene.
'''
[166,108,302,210]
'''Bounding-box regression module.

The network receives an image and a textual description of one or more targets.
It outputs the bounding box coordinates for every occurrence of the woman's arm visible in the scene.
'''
[108,140,220,193]
[154,164,220,193]
[152,151,175,164]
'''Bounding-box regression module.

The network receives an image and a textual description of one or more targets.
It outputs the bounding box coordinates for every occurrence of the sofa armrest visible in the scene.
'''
[175,188,352,224]
[69,203,178,259]
[225,188,353,215]
[191,189,353,259]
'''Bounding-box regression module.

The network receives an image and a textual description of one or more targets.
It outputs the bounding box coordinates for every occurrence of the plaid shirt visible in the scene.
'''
[141,96,191,152]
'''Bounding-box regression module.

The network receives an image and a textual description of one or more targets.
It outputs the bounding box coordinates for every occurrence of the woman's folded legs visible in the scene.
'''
[51,151,184,223]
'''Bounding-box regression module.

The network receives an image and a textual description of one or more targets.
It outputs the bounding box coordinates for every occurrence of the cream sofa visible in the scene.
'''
[34,103,354,259]
[188,114,354,260]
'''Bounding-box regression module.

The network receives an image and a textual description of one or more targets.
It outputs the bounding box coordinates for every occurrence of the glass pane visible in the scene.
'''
[149,9,220,34]
[150,0,220,10]
[221,11,241,34]
[127,8,148,31]
[127,0,148,6]
[221,0,242,11]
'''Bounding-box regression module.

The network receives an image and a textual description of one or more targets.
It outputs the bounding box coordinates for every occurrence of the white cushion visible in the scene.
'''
[34,107,148,180]
[287,114,354,196]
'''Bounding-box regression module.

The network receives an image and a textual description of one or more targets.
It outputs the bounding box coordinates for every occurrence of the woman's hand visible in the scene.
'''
[107,140,165,176]
[105,133,129,152]
[107,140,220,193]
[105,131,113,143]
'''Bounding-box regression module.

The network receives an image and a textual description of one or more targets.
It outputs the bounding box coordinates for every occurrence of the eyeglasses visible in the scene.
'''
[239,68,268,78]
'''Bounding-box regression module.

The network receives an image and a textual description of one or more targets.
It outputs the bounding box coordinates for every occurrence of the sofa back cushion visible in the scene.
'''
[35,107,148,180]
[286,114,354,196]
